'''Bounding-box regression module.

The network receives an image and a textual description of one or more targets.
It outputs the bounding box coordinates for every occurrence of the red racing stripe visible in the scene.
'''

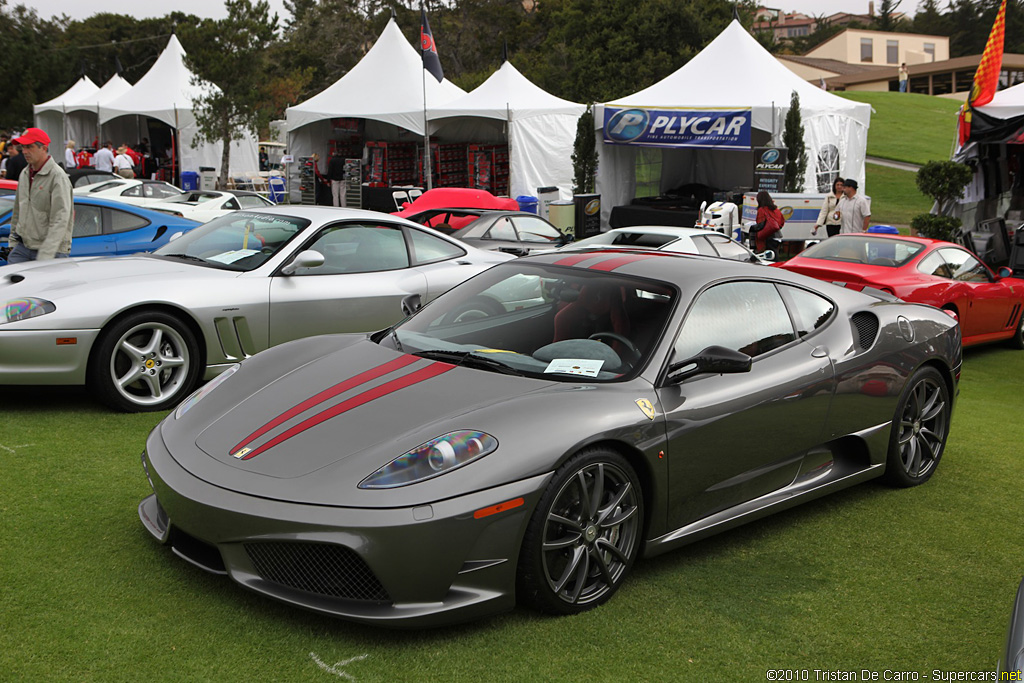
[587,253,659,271]
[553,253,607,267]
[231,355,419,455]
[239,362,454,460]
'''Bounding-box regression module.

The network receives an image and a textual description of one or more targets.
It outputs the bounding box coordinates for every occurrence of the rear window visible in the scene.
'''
[800,235,924,267]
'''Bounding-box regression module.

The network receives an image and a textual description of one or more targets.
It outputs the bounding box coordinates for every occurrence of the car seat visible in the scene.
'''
[553,284,630,344]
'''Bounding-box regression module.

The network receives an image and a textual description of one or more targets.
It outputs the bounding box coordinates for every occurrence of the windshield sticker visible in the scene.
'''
[544,359,604,377]
[206,249,260,264]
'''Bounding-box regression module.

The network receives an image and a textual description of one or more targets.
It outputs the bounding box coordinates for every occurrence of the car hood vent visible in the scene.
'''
[851,311,879,350]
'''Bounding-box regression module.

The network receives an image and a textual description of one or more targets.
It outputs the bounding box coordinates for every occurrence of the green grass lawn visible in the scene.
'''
[838,92,964,166]
[2,344,1023,681]
[865,164,933,227]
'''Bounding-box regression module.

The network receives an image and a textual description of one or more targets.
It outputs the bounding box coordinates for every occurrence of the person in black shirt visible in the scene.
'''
[5,143,27,183]
[326,150,347,207]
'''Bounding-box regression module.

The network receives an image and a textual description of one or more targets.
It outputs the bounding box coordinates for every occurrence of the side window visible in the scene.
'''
[674,281,796,360]
[121,185,142,197]
[706,234,752,261]
[917,251,952,278]
[779,285,835,337]
[107,208,150,233]
[224,198,241,210]
[72,204,103,237]
[237,195,268,209]
[939,248,990,283]
[148,184,182,199]
[296,224,409,275]
[485,217,517,241]
[512,216,563,243]
[408,227,465,264]
[688,236,718,256]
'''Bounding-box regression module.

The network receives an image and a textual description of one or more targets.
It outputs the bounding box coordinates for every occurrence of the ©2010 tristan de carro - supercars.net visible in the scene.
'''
[138,247,963,628]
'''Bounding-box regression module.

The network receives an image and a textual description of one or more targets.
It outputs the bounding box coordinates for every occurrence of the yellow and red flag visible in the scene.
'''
[959,0,1007,145]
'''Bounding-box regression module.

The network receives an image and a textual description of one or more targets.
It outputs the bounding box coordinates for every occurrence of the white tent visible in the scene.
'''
[596,19,872,225]
[99,35,258,176]
[286,18,465,161]
[33,76,99,149]
[57,74,134,149]
[428,60,585,199]
[976,80,1024,119]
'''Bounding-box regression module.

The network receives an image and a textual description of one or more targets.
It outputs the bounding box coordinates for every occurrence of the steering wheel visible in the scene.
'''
[589,332,641,366]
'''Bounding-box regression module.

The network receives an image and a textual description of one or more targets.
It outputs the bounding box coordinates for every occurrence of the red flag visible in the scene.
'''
[959,0,1007,145]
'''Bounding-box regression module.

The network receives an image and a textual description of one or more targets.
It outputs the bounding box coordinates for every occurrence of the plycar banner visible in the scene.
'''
[603,107,752,150]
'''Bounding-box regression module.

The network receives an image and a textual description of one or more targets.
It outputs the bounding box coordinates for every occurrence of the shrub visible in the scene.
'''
[910,214,962,242]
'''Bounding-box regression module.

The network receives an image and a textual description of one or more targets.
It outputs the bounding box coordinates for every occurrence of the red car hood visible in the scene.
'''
[391,188,519,218]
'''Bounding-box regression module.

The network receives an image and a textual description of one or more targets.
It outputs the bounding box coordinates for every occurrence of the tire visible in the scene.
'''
[883,366,951,487]
[441,296,505,324]
[1009,310,1024,350]
[88,310,202,413]
[517,448,643,615]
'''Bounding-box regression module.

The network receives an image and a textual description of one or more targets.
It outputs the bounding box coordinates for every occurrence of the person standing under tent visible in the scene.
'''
[93,141,115,173]
[326,149,347,207]
[114,145,135,178]
[64,140,77,170]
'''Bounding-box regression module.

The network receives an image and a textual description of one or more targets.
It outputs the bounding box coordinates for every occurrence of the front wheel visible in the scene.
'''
[1009,310,1024,350]
[88,310,202,412]
[883,366,950,487]
[517,448,643,615]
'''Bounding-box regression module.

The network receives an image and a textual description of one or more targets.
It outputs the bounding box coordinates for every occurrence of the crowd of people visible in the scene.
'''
[0,133,167,181]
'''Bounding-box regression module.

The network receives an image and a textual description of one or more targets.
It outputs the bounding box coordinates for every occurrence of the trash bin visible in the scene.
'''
[199,166,216,191]
[867,225,899,234]
[548,200,575,238]
[536,186,559,219]
[516,195,539,214]
[573,194,601,240]
[180,171,199,191]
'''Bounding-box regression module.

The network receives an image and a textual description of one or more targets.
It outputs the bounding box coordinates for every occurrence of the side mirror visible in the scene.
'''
[666,345,751,384]
[997,266,1013,279]
[281,249,325,275]
[401,293,422,316]
[168,231,183,242]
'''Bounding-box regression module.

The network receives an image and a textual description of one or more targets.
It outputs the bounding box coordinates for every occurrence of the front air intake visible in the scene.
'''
[245,542,391,602]
[851,312,879,350]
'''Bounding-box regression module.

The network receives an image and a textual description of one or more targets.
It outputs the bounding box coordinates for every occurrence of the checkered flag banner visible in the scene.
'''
[959,0,1007,145]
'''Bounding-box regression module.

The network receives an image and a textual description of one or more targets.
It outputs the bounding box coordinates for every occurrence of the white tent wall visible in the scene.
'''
[33,111,65,151]
[33,75,100,148]
[288,120,427,162]
[66,111,98,149]
[507,112,579,199]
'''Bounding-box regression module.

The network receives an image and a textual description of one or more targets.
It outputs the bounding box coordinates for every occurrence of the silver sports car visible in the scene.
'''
[139,248,962,627]
[0,206,512,411]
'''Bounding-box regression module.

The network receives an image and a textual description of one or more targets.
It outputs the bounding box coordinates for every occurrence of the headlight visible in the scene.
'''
[174,364,239,418]
[3,298,55,324]
[359,430,498,489]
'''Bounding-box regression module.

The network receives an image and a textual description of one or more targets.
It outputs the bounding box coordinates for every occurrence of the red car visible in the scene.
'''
[392,187,519,232]
[777,233,1024,348]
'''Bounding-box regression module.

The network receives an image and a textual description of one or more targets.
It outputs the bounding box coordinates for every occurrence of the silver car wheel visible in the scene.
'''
[109,321,191,407]
[885,367,949,487]
[538,458,641,608]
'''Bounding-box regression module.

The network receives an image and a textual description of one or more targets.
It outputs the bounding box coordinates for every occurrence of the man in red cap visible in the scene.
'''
[7,127,73,263]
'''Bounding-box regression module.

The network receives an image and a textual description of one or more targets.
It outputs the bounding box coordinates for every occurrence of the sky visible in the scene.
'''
[18,0,925,23]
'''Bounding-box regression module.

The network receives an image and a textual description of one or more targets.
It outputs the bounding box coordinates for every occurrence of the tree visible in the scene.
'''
[782,90,807,192]
[571,105,598,194]
[910,160,974,241]
[184,0,280,187]
[875,0,903,31]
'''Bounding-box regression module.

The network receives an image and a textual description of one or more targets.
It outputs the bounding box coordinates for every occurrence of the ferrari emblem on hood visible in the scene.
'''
[635,399,656,420]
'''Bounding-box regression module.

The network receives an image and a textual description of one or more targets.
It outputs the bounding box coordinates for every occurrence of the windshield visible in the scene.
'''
[382,262,676,382]
[571,231,679,249]
[800,235,925,267]
[153,211,309,271]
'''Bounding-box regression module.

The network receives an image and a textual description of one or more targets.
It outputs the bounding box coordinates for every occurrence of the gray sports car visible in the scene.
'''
[0,206,511,411]
[138,248,962,627]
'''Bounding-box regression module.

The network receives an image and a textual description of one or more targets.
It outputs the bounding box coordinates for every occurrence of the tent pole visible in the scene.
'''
[173,106,179,187]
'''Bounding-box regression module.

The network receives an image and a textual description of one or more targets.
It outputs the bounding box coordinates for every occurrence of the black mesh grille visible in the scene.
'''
[851,312,879,350]
[245,542,390,602]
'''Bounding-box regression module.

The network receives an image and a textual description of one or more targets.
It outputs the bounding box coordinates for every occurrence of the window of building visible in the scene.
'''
[886,40,898,64]
[932,72,953,96]
[860,37,873,63]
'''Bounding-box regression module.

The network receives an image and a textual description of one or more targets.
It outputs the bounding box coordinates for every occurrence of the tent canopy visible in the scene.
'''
[67,74,132,113]
[33,75,99,115]
[429,61,585,199]
[596,19,872,222]
[977,80,1024,119]
[287,18,465,135]
[33,76,100,147]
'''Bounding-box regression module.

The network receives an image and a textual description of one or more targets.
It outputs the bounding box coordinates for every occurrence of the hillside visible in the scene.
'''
[837,91,963,166]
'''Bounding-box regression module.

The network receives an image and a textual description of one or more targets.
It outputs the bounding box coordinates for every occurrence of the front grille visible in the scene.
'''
[851,312,879,350]
[244,542,390,602]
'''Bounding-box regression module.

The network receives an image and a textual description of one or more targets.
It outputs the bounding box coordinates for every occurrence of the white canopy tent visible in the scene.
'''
[33,76,99,150]
[99,35,258,177]
[286,18,465,162]
[428,60,585,199]
[596,19,872,225]
[57,74,134,149]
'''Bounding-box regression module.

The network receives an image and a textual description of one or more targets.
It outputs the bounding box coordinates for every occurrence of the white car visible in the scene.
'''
[148,190,275,223]
[73,179,184,208]
[556,226,773,263]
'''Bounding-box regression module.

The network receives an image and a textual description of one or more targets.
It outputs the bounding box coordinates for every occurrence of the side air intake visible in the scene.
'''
[851,312,879,350]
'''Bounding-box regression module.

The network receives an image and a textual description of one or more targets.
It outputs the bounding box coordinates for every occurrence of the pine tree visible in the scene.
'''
[571,105,598,194]
[783,90,807,192]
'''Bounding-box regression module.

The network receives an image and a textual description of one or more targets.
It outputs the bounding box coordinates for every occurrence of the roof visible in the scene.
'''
[826,53,1024,88]
[778,55,890,77]
[429,61,583,121]
[978,80,1024,119]
[33,76,99,114]
[65,74,133,113]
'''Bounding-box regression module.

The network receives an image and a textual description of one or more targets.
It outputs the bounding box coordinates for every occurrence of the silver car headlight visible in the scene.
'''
[174,364,240,418]
[359,430,498,489]
[3,298,56,324]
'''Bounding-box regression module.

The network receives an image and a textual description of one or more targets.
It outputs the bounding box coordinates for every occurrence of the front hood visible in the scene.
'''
[174,339,550,503]
[0,254,217,295]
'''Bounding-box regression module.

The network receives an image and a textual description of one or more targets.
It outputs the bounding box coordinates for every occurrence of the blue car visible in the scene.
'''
[0,195,200,263]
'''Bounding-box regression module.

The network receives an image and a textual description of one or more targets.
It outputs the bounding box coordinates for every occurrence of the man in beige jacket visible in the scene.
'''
[7,128,73,263]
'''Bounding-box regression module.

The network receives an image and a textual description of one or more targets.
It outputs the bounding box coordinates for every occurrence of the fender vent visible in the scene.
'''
[851,312,879,350]
[1006,303,1022,330]
[245,542,390,602]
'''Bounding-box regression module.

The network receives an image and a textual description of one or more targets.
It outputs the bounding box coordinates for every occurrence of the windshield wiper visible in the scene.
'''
[414,349,524,376]
[161,253,208,264]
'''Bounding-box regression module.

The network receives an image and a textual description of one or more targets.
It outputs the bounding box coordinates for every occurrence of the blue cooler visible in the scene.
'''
[867,225,899,234]
[516,195,539,214]
[181,171,199,191]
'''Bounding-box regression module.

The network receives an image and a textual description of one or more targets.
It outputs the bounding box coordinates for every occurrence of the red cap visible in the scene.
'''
[12,127,50,146]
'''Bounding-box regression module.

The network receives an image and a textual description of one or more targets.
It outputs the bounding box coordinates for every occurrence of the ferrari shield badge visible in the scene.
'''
[231,447,252,460]
[635,398,656,420]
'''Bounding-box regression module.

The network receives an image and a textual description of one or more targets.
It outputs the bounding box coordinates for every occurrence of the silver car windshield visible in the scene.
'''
[387,262,677,382]
[153,211,309,271]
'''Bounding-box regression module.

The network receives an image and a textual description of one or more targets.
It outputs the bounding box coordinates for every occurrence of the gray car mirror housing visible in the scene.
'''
[667,345,752,384]
[281,249,325,275]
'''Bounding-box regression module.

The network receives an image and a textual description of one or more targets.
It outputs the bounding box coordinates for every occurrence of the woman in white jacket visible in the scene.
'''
[812,178,844,238]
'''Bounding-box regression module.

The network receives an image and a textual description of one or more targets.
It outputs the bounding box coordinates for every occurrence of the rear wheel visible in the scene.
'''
[88,310,201,412]
[883,366,950,487]
[517,448,643,615]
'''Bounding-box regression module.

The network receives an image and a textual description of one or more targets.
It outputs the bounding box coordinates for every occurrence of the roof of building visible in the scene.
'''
[825,52,1024,87]
[778,55,892,77]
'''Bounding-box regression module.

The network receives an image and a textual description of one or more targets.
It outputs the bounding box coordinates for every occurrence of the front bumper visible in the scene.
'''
[0,328,100,384]
[139,427,551,628]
